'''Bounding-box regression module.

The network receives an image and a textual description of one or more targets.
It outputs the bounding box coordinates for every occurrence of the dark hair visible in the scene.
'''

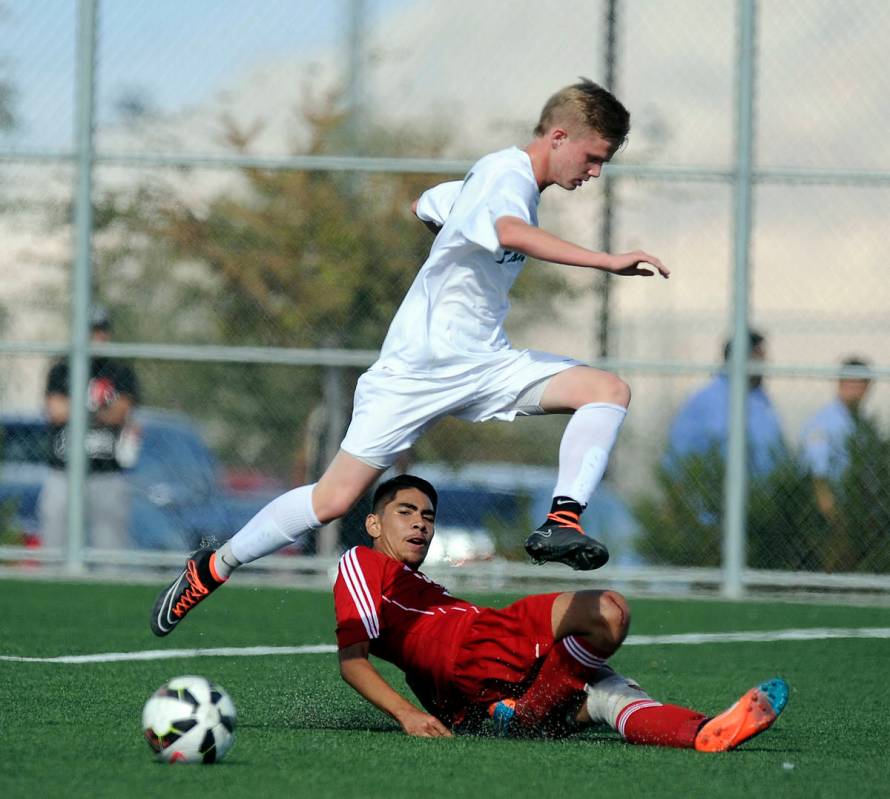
[90,304,111,331]
[371,474,438,515]
[723,330,764,361]
[534,78,630,149]
[840,356,872,380]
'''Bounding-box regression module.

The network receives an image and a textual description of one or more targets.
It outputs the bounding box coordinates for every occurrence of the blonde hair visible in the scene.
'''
[534,78,630,148]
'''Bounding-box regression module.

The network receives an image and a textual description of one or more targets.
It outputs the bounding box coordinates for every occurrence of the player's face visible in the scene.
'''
[552,130,614,190]
[366,487,436,569]
[839,377,871,408]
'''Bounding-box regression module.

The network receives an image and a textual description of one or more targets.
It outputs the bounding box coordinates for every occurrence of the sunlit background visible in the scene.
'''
[1,1,888,594]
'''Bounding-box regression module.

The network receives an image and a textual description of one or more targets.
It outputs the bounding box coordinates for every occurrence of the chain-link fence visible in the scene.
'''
[1,0,888,595]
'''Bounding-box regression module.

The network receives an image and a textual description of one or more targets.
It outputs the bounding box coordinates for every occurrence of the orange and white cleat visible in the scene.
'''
[694,678,789,752]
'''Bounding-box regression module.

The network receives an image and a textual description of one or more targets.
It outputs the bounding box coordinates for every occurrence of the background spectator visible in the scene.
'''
[38,305,140,551]
[798,357,873,519]
[664,330,786,477]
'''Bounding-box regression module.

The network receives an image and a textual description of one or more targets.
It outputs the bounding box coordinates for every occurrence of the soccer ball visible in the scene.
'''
[142,675,236,764]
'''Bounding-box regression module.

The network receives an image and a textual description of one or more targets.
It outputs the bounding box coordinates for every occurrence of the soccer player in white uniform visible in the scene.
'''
[151,79,670,637]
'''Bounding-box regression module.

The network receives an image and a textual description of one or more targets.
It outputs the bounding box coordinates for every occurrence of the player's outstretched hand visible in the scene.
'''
[399,707,453,738]
[606,250,670,279]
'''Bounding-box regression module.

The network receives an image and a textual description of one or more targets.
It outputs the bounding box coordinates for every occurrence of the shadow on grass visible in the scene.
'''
[239,720,399,733]
[240,719,626,745]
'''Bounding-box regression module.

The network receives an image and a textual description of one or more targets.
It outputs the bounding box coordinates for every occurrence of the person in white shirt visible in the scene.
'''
[151,78,670,637]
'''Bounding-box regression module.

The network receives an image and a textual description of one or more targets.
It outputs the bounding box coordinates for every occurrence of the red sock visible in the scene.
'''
[514,636,605,730]
[618,700,708,748]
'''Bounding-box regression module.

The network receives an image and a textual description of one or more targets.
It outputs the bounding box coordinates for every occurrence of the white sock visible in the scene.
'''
[552,402,627,505]
[585,671,656,729]
[214,542,241,578]
[227,483,321,565]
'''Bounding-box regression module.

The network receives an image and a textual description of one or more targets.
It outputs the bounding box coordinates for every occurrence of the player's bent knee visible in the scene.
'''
[599,590,630,652]
[608,376,631,408]
[621,380,632,408]
[581,373,630,409]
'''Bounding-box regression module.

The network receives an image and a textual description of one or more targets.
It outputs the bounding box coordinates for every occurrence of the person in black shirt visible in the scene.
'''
[38,305,140,552]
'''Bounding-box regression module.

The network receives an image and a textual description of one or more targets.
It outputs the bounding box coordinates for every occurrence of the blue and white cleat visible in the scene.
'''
[694,677,789,752]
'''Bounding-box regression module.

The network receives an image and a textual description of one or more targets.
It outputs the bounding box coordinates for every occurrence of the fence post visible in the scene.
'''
[346,0,366,146]
[596,0,618,359]
[316,364,345,556]
[722,0,757,599]
[312,0,366,558]
[64,0,99,574]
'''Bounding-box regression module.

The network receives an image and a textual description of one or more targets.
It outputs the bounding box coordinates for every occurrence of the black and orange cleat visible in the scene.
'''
[524,510,609,571]
[150,548,226,637]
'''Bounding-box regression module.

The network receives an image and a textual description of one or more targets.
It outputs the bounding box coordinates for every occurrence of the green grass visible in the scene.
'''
[1,579,889,798]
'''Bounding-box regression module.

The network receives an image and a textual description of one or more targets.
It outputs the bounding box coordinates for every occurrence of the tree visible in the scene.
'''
[832,418,890,572]
[0,4,17,132]
[634,416,890,574]
[0,78,14,131]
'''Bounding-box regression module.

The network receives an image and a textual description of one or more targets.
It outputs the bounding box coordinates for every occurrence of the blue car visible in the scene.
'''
[124,408,235,549]
[0,416,50,541]
[0,408,253,551]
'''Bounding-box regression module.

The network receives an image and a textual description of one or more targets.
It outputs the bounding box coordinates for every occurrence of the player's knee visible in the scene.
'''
[606,375,631,408]
[581,372,630,408]
[598,590,630,653]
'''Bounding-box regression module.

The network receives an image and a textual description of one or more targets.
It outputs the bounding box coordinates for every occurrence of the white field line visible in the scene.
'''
[0,644,336,664]
[625,626,890,645]
[2,627,890,664]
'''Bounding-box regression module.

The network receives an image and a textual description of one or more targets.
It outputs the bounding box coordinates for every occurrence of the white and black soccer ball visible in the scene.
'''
[142,675,236,764]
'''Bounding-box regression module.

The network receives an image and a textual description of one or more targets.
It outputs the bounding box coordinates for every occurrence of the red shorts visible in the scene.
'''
[448,592,560,712]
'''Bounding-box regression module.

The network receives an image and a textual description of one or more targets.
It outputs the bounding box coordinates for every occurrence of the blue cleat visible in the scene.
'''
[759,677,789,715]
[488,699,517,736]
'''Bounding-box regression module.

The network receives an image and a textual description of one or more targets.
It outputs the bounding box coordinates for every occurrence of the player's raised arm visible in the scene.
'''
[495,215,669,278]
[338,642,452,738]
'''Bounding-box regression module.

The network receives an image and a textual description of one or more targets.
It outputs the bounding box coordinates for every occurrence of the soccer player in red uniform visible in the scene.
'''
[335,474,789,749]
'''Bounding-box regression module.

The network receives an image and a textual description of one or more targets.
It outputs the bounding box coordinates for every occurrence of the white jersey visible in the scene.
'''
[375,146,540,376]
[341,145,580,466]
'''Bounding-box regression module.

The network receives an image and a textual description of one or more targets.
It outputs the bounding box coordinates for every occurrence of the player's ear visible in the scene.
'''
[551,127,568,148]
[365,513,382,541]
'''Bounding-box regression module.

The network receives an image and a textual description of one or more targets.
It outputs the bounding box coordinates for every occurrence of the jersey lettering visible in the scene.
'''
[495,249,526,265]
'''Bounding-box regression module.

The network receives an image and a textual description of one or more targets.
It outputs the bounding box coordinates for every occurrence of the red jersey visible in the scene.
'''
[334,546,480,714]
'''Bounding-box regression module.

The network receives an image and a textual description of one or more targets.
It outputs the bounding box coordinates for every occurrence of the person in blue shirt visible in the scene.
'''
[665,331,786,478]
[798,358,872,519]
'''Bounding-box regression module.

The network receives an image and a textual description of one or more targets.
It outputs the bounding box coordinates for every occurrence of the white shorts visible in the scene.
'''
[340,349,581,468]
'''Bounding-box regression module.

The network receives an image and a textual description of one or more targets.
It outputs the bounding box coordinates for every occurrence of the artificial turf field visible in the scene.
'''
[1,579,889,798]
